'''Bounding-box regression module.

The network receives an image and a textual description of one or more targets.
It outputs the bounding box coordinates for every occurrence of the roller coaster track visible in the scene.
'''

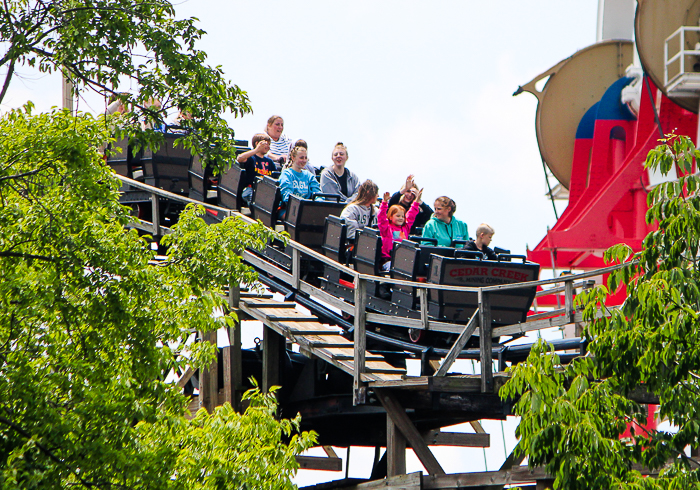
[116,174,634,488]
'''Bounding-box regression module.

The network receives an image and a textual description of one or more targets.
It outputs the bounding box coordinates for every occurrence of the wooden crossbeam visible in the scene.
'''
[295,455,343,472]
[374,389,445,476]
[243,301,298,308]
[420,430,490,448]
[267,315,319,322]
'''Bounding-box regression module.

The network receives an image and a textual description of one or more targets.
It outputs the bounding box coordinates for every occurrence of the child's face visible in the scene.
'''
[257,139,271,153]
[392,209,406,227]
[481,232,493,246]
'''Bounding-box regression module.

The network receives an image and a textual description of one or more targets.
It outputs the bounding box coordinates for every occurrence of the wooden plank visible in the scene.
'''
[387,413,406,477]
[362,373,405,382]
[176,366,195,389]
[305,336,354,348]
[242,300,298,308]
[299,281,355,315]
[374,389,445,476]
[295,455,343,472]
[423,470,513,488]
[263,326,284,394]
[267,315,320,322]
[435,310,479,376]
[526,308,566,322]
[369,377,430,390]
[239,291,273,298]
[341,360,405,375]
[322,347,383,361]
[354,278,368,405]
[479,291,493,393]
[322,446,338,458]
[420,430,490,448]
[345,472,422,490]
[199,330,218,413]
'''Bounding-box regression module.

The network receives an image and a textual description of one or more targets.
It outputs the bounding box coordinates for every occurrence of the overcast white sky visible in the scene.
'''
[1,0,602,485]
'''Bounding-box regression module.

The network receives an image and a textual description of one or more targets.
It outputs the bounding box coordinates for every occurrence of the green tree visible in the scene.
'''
[502,134,700,489]
[1,0,250,164]
[0,105,315,488]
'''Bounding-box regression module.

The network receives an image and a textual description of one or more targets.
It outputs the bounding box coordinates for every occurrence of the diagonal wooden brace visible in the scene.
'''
[434,309,479,377]
[374,389,445,476]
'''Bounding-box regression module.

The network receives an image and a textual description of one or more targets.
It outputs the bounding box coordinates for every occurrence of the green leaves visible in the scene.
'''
[1,0,251,167]
[0,107,309,488]
[503,134,700,489]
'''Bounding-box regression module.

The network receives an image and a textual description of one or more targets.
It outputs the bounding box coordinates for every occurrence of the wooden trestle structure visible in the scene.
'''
[119,175,628,490]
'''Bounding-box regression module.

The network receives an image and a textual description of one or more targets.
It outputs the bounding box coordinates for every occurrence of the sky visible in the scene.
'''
[1,0,605,485]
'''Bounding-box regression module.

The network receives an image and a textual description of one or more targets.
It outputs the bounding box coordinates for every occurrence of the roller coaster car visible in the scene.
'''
[284,194,345,252]
[249,175,281,229]
[217,163,246,210]
[390,238,455,309]
[427,254,540,325]
[139,133,192,195]
[254,191,348,283]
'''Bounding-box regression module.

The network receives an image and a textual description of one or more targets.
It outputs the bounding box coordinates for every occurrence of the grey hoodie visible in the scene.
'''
[340,203,377,239]
[320,167,361,202]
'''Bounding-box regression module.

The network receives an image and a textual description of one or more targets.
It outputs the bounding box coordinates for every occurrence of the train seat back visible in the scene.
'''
[218,163,246,210]
[249,176,281,229]
[427,255,540,325]
[390,240,457,308]
[105,138,131,177]
[322,215,349,264]
[139,133,192,195]
[284,194,345,252]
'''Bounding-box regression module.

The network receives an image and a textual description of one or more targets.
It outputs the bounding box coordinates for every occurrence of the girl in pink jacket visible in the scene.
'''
[378,189,423,271]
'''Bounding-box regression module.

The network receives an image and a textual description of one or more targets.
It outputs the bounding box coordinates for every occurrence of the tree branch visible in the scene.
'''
[0,57,15,105]
[0,168,41,183]
[0,251,56,262]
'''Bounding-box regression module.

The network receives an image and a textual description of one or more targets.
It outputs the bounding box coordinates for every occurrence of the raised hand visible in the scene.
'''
[400,174,415,194]
[383,191,391,202]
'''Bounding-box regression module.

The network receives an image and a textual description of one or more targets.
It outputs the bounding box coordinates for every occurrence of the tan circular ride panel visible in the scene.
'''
[520,41,634,189]
[636,0,700,114]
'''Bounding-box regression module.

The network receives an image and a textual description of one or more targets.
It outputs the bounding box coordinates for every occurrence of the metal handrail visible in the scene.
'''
[664,26,700,86]
[114,173,631,397]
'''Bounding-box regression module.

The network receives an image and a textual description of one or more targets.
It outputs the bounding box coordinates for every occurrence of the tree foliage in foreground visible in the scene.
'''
[1,0,250,166]
[502,134,700,490]
[0,106,315,488]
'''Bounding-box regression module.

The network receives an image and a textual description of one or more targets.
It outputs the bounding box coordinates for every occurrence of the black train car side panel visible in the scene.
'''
[427,255,540,325]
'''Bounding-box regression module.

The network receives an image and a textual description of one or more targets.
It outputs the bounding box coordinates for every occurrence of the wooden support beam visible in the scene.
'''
[322,446,338,458]
[244,301,298,308]
[375,389,445,476]
[353,278,367,405]
[198,329,218,413]
[479,291,493,393]
[470,420,486,433]
[435,310,479,377]
[263,325,284,394]
[223,282,243,411]
[295,455,343,472]
[387,412,406,477]
[565,280,574,323]
[176,366,194,389]
[351,472,423,489]
[419,430,490,448]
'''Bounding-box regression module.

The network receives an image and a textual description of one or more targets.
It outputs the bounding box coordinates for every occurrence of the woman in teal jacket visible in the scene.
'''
[421,196,469,247]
